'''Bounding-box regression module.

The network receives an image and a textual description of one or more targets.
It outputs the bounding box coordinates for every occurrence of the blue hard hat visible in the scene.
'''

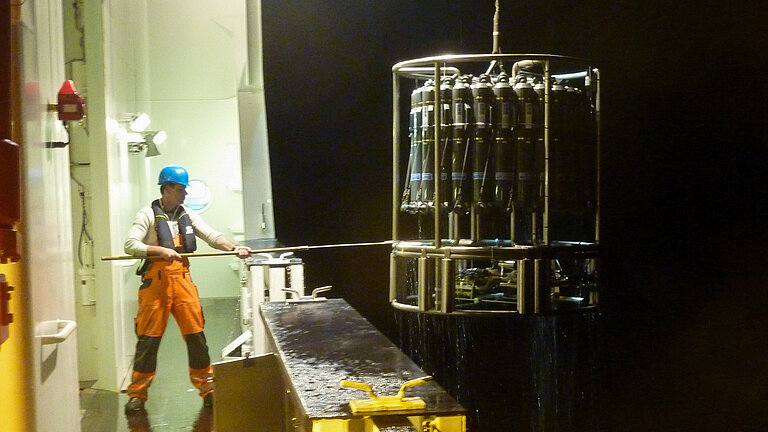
[157,165,190,186]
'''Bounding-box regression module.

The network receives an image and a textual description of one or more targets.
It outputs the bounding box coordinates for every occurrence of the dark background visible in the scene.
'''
[261,1,768,430]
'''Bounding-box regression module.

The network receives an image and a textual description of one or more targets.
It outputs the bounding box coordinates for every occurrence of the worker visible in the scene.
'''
[123,164,251,414]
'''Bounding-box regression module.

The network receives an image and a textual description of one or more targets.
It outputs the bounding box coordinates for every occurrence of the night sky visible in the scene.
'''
[261,1,768,430]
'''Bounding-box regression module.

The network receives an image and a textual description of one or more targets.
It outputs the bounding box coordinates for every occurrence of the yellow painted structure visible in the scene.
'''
[340,377,431,413]
[309,415,466,432]
[0,262,35,432]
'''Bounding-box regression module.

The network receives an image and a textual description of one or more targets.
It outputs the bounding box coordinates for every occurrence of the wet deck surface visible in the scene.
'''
[261,299,465,420]
[80,297,239,432]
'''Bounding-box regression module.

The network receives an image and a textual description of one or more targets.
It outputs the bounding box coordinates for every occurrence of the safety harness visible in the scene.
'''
[151,199,197,253]
[137,200,198,277]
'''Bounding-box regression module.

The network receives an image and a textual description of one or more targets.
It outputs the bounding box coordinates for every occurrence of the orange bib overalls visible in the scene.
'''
[126,257,213,401]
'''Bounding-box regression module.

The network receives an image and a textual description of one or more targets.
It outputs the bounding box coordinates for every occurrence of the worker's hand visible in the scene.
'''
[158,247,182,261]
[233,246,251,259]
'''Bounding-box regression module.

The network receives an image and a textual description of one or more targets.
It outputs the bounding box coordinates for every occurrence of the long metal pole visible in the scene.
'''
[433,60,442,250]
[101,240,394,261]
[392,70,400,242]
[430,61,443,313]
[594,67,601,244]
[492,0,500,54]
[543,60,550,245]
[391,69,401,305]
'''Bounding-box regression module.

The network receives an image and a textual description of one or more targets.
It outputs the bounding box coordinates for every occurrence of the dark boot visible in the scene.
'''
[125,396,146,413]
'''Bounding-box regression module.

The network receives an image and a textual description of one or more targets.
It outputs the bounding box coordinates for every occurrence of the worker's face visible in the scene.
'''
[162,183,187,209]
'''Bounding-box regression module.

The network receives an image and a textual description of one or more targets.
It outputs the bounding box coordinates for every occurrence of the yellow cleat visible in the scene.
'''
[339,376,432,413]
